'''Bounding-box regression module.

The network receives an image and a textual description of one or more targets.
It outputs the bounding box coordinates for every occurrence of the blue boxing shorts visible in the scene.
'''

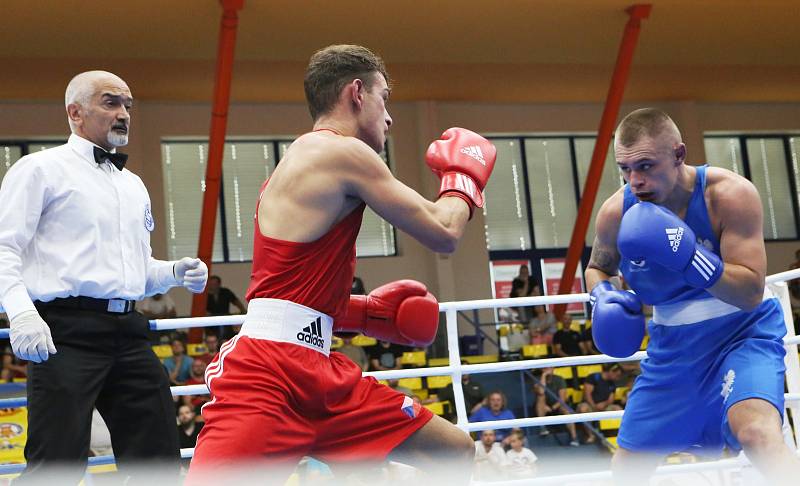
[617,293,786,455]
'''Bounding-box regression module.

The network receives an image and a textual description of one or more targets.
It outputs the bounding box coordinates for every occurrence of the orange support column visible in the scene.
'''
[554,4,651,317]
[189,0,244,342]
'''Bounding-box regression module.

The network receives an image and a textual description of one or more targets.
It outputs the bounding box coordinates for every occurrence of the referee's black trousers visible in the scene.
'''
[16,305,180,485]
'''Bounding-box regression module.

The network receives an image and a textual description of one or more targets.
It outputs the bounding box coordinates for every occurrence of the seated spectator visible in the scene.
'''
[579,324,600,355]
[369,340,405,371]
[473,429,507,481]
[1,345,27,382]
[182,359,210,416]
[529,306,557,345]
[164,338,192,385]
[197,334,220,366]
[470,391,516,444]
[177,404,203,449]
[552,316,583,357]
[337,335,369,371]
[534,367,579,446]
[137,293,177,320]
[436,369,485,421]
[576,363,623,443]
[504,431,538,479]
[206,275,247,340]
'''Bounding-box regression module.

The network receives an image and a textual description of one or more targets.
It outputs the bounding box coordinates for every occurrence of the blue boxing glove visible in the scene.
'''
[590,281,645,358]
[617,202,723,289]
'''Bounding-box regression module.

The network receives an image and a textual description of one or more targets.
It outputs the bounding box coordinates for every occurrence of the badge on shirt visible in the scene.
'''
[144,203,155,232]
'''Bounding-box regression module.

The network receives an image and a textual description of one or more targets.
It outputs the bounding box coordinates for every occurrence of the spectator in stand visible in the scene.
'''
[504,431,538,479]
[552,315,583,357]
[197,333,219,366]
[205,276,246,316]
[1,345,27,382]
[337,335,369,371]
[470,391,516,444]
[137,293,177,320]
[579,325,600,355]
[576,363,623,443]
[177,404,203,449]
[534,367,579,446]
[206,275,247,341]
[473,429,507,481]
[436,368,485,422]
[368,340,405,371]
[351,276,366,295]
[163,338,192,385]
[182,359,210,415]
[510,265,540,323]
[528,306,557,345]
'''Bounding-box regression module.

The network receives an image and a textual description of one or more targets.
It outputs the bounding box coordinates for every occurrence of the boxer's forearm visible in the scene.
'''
[707,262,764,312]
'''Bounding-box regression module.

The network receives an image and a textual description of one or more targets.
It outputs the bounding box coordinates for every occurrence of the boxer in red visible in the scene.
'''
[186,45,496,484]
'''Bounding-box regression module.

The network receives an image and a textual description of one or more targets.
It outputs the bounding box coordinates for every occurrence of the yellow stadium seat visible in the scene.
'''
[424,401,446,415]
[398,378,422,390]
[187,343,208,357]
[426,375,452,389]
[87,464,117,474]
[330,336,343,349]
[152,344,171,359]
[462,355,498,364]
[577,364,602,378]
[569,320,583,332]
[599,418,622,430]
[607,436,618,450]
[12,377,26,383]
[522,344,549,358]
[553,367,573,379]
[400,351,427,367]
[640,335,649,350]
[584,319,592,329]
[567,388,583,403]
[414,389,429,400]
[614,387,629,401]
[352,335,377,347]
[427,357,449,367]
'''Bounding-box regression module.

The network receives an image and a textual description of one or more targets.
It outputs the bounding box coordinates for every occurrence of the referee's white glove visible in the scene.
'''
[10,310,57,363]
[174,257,208,293]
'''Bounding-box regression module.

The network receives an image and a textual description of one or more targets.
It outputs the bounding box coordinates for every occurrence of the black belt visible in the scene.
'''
[36,296,136,314]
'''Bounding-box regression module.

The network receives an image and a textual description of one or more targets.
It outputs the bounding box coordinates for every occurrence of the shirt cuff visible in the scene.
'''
[151,260,180,294]
[1,285,37,321]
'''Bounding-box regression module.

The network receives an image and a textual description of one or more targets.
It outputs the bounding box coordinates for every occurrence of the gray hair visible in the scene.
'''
[64,70,118,132]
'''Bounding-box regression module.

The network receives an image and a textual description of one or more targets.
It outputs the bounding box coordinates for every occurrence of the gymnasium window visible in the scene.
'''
[483,134,800,256]
[0,141,65,181]
[161,138,397,263]
[483,135,621,252]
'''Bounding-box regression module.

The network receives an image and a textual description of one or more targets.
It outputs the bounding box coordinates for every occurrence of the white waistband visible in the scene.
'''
[240,298,333,356]
[652,288,774,326]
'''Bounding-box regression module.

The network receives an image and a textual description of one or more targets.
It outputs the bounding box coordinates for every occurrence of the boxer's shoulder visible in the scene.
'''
[704,166,760,219]
[595,189,625,236]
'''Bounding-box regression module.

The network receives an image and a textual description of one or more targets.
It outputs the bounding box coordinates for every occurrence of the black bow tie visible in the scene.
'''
[93,146,128,171]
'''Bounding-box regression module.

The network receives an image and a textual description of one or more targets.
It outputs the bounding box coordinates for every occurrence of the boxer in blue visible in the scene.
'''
[586,108,800,485]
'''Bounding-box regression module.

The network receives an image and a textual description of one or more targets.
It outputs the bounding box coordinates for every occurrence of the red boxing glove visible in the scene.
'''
[425,127,497,218]
[334,280,440,347]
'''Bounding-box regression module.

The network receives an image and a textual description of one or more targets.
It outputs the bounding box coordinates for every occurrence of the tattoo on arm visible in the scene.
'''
[587,244,618,275]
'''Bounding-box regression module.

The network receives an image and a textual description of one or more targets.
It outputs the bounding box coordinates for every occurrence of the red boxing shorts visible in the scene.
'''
[186,299,433,480]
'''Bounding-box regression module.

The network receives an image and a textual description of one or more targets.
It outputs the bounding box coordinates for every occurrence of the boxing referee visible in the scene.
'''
[0,71,208,484]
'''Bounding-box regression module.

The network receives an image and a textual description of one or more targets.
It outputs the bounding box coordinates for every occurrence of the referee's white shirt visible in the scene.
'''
[0,134,179,320]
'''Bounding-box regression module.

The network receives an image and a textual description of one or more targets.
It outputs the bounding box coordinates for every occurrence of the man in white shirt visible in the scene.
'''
[473,429,507,481]
[0,70,208,484]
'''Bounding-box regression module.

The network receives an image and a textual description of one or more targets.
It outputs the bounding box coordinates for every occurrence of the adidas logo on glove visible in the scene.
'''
[459,145,486,165]
[665,227,684,252]
[296,317,325,349]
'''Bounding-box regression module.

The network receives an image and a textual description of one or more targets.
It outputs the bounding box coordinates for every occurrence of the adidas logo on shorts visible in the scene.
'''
[459,145,486,165]
[296,317,325,349]
[665,227,684,252]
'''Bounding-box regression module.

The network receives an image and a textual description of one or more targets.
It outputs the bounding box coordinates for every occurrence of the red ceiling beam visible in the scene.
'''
[190,0,244,341]
[554,4,651,317]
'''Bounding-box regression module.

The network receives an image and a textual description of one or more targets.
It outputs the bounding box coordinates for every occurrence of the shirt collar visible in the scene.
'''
[68,134,119,168]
